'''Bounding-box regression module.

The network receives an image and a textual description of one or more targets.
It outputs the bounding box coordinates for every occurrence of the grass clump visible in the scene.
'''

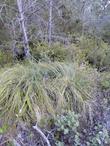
[0,61,98,125]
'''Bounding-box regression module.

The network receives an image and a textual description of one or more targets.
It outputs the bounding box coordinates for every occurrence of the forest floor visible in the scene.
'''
[0,89,110,146]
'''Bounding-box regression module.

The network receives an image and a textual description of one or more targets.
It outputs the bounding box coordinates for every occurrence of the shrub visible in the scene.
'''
[55,111,79,135]
[54,113,110,146]
[101,23,110,44]
[30,36,110,71]
[86,124,110,146]
[100,72,110,90]
[30,42,69,62]
[0,49,13,67]
[78,36,110,70]
[55,111,80,146]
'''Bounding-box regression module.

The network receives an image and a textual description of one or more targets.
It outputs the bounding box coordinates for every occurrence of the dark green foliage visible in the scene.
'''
[101,23,110,44]
[30,43,69,62]
[55,111,80,146]
[100,72,110,90]
[0,49,13,67]
[0,22,10,42]
[30,37,110,72]
[52,113,110,146]
[76,36,110,70]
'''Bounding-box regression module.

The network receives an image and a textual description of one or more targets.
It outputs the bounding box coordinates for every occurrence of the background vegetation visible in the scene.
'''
[0,0,110,145]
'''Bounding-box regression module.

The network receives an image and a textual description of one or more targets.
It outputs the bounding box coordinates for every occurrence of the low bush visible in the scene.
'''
[78,36,110,70]
[101,23,110,44]
[53,112,110,146]
[30,37,110,72]
[100,72,110,90]
[30,42,69,62]
[55,111,80,146]
[0,49,13,67]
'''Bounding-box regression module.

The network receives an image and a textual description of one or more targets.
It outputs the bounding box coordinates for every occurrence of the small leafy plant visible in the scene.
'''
[55,111,80,146]
[88,126,110,146]
[100,72,110,90]
[55,111,79,135]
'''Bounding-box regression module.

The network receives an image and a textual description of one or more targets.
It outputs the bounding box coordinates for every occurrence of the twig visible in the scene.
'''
[0,139,10,146]
[12,139,21,146]
[33,124,51,146]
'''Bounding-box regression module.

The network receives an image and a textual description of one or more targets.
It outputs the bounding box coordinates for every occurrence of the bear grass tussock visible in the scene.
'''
[0,60,98,125]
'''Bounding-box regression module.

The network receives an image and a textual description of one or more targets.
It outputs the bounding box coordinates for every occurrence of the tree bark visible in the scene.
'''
[17,0,30,58]
[48,0,53,47]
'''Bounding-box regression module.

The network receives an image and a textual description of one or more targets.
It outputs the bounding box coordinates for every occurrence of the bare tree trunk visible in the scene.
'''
[48,0,53,47]
[17,0,30,58]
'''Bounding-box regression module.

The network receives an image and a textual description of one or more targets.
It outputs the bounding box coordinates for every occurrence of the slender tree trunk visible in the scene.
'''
[48,0,53,47]
[17,0,30,58]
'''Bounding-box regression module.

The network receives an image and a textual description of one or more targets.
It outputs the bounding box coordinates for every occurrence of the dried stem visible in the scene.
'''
[33,124,51,146]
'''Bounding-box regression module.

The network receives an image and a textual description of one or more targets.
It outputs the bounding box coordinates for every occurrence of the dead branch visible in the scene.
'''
[33,124,51,146]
